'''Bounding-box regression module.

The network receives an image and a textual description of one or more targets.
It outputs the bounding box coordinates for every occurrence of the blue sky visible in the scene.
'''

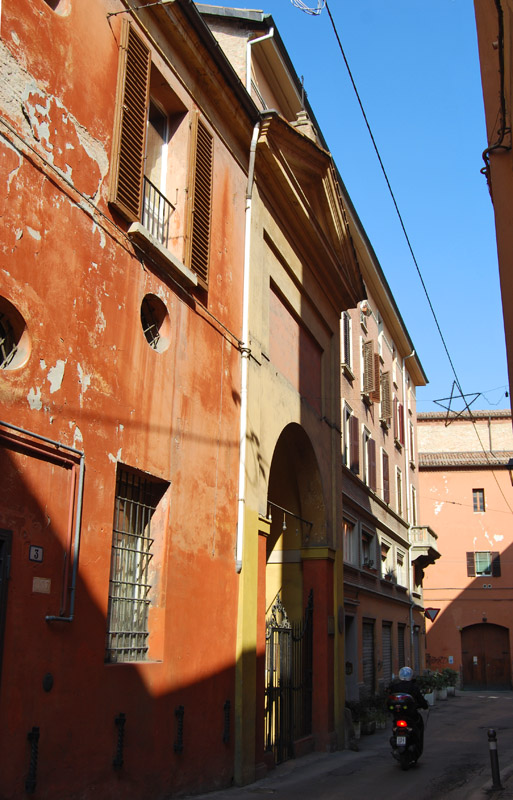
[208,1,510,413]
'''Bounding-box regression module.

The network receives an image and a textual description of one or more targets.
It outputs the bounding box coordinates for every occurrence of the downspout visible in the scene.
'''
[246,27,275,95]
[401,352,416,665]
[235,120,261,573]
[0,420,85,622]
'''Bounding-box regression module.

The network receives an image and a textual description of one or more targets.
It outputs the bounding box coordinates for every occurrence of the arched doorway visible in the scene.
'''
[264,423,326,763]
[265,423,326,617]
[461,623,512,689]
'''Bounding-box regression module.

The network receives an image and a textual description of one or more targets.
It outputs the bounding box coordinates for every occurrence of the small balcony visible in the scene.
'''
[410,525,440,569]
[128,177,198,288]
[142,176,173,247]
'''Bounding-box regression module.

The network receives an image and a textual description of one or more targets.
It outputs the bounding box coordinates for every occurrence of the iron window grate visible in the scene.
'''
[140,296,161,350]
[0,313,18,369]
[106,469,162,663]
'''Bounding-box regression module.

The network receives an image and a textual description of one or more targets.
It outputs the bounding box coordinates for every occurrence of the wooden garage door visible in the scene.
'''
[462,623,511,690]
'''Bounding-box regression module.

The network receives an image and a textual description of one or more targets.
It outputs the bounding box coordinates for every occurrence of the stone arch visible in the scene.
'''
[265,422,326,621]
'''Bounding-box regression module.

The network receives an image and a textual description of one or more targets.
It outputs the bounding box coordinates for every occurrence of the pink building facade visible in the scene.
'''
[418,411,513,688]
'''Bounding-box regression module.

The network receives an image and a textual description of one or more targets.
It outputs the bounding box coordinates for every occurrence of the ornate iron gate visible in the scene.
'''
[264,590,313,764]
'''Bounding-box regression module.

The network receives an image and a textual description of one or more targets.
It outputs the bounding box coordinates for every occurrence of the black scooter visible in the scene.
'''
[388,692,425,770]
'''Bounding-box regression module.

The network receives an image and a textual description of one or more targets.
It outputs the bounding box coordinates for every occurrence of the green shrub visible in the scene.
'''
[442,667,458,687]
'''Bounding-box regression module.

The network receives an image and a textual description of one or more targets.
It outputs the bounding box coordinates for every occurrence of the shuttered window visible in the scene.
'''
[371,354,380,403]
[382,450,390,504]
[393,398,405,445]
[362,340,375,395]
[396,467,402,516]
[342,311,351,368]
[350,415,359,474]
[186,115,213,289]
[110,23,212,287]
[467,551,501,577]
[109,20,151,223]
[380,371,392,424]
[368,438,377,492]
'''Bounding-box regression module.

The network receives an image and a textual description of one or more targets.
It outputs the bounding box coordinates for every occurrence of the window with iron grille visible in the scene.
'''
[0,313,17,369]
[0,297,29,371]
[105,467,168,663]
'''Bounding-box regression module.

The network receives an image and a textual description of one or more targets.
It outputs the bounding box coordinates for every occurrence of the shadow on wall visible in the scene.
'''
[0,444,240,800]
[426,546,513,690]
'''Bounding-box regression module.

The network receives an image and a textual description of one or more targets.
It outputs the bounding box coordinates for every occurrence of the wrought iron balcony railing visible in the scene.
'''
[142,176,174,248]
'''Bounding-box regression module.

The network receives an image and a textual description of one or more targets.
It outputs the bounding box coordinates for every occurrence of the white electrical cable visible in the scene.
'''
[290,0,325,16]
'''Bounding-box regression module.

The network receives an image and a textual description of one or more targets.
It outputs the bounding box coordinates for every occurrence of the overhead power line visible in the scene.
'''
[322,2,469,411]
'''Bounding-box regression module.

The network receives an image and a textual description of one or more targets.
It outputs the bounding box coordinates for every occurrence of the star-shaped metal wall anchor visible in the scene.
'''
[433,381,480,426]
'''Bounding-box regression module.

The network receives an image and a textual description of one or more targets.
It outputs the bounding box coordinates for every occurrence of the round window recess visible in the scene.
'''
[140,294,170,353]
[0,296,31,370]
[44,0,72,16]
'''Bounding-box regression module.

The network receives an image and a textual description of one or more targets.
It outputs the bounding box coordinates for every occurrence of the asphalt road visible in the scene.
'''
[188,691,513,800]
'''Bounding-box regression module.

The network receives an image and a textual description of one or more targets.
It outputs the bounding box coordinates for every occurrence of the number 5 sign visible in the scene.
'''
[29,546,44,563]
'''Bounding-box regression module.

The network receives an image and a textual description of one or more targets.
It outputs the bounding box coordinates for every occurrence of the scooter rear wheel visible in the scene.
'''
[399,753,411,771]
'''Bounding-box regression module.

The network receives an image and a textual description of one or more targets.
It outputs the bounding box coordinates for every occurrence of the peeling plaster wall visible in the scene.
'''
[0,1,250,798]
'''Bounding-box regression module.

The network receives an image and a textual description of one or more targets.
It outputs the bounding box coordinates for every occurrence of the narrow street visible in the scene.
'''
[189,692,513,800]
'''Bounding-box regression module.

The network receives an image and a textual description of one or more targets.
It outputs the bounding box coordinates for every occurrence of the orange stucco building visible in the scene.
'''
[0,1,439,797]
[474,0,513,401]
[418,411,513,688]
[0,1,256,797]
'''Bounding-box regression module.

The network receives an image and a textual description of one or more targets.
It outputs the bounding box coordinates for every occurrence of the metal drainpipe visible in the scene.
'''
[401,352,416,664]
[0,420,84,622]
[235,120,261,573]
[246,27,275,95]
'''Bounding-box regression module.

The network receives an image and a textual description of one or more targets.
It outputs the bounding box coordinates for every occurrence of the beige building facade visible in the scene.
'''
[339,265,438,699]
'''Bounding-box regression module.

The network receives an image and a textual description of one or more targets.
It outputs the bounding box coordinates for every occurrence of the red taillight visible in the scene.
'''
[397,719,408,728]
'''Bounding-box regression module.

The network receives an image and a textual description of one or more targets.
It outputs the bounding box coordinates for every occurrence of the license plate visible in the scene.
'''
[396,736,407,746]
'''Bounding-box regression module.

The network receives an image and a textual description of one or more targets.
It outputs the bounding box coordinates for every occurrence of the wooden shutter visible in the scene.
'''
[342,312,351,367]
[394,399,405,444]
[350,415,359,474]
[398,402,405,445]
[109,20,151,222]
[380,372,392,424]
[368,438,376,492]
[382,451,390,504]
[186,114,213,288]
[492,552,501,577]
[371,354,381,403]
[362,340,375,394]
[466,552,476,577]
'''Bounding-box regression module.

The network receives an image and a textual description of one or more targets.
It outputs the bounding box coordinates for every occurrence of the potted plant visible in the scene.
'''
[361,706,376,735]
[346,700,363,739]
[432,671,448,700]
[442,667,458,696]
[417,672,436,706]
